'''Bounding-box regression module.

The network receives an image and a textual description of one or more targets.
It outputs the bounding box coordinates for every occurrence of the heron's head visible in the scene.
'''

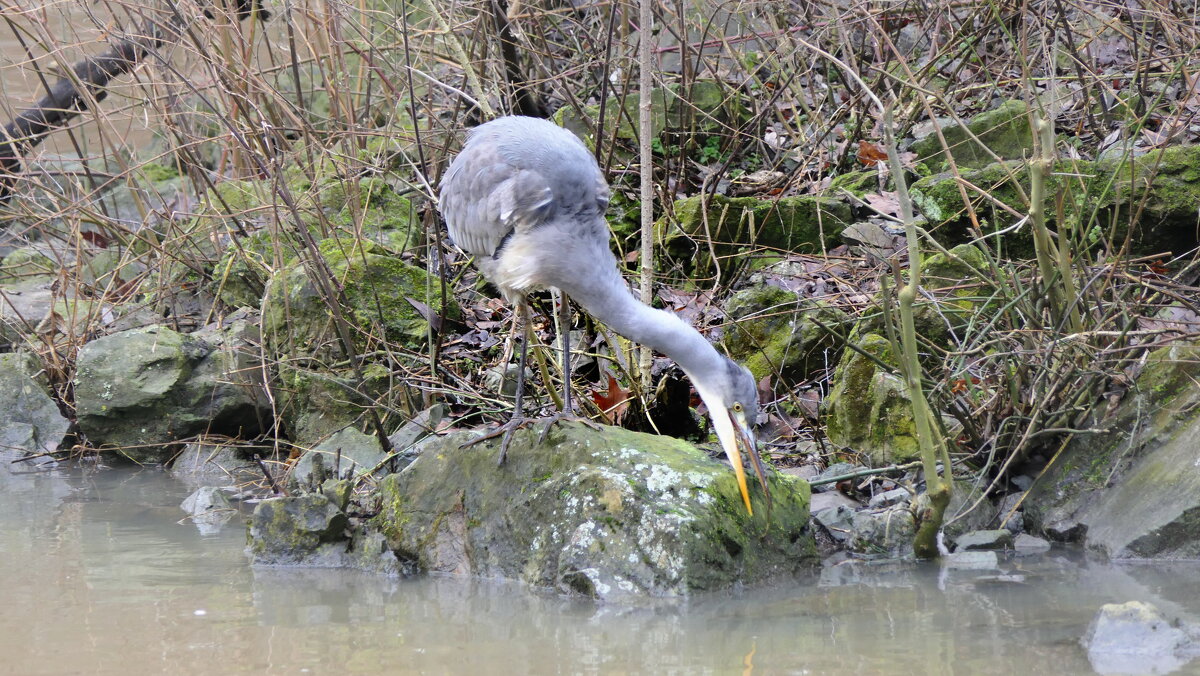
[693,357,770,516]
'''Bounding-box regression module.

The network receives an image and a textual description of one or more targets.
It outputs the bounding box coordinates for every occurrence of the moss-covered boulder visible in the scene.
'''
[823,333,920,465]
[1024,341,1200,558]
[659,194,850,283]
[911,145,1200,255]
[262,238,457,357]
[74,319,271,463]
[724,285,849,383]
[912,100,1033,171]
[372,422,814,599]
[208,174,422,310]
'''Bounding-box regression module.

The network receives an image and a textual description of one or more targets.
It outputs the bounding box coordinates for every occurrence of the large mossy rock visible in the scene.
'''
[823,333,919,465]
[262,238,456,356]
[209,174,421,310]
[822,244,990,464]
[373,422,814,599]
[1024,342,1200,558]
[658,194,850,283]
[911,144,1200,255]
[911,100,1033,170]
[0,352,70,455]
[74,319,270,463]
[723,285,848,383]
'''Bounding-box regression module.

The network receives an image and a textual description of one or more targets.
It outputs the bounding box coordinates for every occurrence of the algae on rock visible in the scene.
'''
[823,333,921,465]
[262,237,457,357]
[911,145,1200,256]
[74,319,271,463]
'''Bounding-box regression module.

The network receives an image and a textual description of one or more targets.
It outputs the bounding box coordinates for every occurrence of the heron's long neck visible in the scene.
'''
[559,264,725,381]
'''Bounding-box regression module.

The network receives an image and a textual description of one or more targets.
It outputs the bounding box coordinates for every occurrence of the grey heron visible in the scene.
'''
[438,115,770,515]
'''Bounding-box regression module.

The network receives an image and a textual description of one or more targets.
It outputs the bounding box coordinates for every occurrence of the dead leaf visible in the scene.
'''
[593,374,632,424]
[857,140,889,167]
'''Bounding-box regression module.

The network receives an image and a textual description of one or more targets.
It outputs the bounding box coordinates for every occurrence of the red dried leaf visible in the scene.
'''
[80,231,110,248]
[592,374,632,424]
[857,140,889,167]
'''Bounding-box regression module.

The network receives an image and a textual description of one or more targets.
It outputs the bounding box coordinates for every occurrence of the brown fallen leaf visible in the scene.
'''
[593,373,632,424]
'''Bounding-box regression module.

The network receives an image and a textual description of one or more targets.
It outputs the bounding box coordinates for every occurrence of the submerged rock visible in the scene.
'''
[0,352,70,456]
[1082,601,1199,675]
[181,486,235,535]
[372,422,814,599]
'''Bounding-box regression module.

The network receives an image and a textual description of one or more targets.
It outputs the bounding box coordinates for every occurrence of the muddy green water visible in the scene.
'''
[4,458,1200,675]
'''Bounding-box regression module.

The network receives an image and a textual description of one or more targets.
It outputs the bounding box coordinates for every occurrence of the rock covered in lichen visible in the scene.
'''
[371,422,814,599]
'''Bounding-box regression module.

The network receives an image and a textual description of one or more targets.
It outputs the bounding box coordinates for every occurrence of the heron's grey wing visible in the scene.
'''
[439,142,554,259]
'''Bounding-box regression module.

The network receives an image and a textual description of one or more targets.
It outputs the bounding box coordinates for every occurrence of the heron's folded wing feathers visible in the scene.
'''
[440,148,554,259]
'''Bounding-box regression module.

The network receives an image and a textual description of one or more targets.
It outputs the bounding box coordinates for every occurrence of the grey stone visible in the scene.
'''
[868,487,911,509]
[0,352,69,455]
[169,441,263,488]
[180,486,235,535]
[290,426,388,488]
[1083,601,1195,675]
[0,280,106,350]
[954,529,1013,552]
[811,492,859,513]
[73,319,270,463]
[944,480,1000,540]
[1010,475,1034,491]
[811,462,861,492]
[370,422,815,599]
[942,551,999,570]
[814,504,915,558]
[780,464,819,480]
[1013,533,1051,554]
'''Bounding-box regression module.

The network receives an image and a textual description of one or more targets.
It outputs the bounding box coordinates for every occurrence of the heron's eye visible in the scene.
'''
[732,402,744,413]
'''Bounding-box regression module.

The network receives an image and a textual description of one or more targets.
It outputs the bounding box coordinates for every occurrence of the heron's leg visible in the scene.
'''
[537,291,600,444]
[557,289,573,413]
[461,302,533,464]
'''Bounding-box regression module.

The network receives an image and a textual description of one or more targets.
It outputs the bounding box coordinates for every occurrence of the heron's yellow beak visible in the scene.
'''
[711,406,771,516]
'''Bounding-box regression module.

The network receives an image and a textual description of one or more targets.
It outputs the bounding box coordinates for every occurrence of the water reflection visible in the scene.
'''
[2,457,1199,675]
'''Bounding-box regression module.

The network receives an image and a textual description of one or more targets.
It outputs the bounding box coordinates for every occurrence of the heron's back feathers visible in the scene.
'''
[439,117,610,268]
